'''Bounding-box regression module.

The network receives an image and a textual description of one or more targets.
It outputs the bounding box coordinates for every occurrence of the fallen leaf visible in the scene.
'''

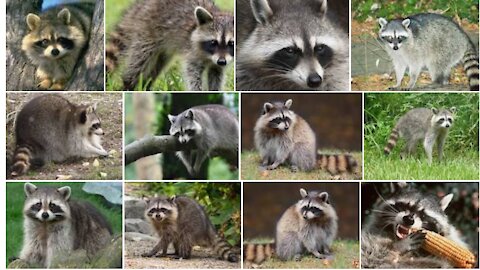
[99,172,107,178]
[322,259,332,266]
[82,162,90,167]
[93,159,100,167]
[56,175,72,180]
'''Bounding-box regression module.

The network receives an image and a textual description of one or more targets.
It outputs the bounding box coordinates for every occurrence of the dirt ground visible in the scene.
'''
[6,92,123,180]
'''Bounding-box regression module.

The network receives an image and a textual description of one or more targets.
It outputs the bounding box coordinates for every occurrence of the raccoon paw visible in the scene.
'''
[395,231,426,253]
[50,83,64,90]
[37,79,52,89]
[290,165,299,172]
[293,254,302,261]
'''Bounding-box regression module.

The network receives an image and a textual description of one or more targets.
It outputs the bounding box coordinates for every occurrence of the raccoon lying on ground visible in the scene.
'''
[9,94,108,177]
[143,194,239,262]
[18,183,112,268]
[21,2,94,90]
[362,183,472,268]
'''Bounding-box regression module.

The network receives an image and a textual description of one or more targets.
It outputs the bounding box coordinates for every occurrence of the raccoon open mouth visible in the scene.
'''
[395,224,412,239]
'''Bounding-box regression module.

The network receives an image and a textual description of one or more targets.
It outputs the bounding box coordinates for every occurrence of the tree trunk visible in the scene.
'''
[6,0,104,91]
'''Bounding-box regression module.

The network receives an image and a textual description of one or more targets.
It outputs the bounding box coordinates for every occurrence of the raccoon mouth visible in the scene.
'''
[395,224,412,239]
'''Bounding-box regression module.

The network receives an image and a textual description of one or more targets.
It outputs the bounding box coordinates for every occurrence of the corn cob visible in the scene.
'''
[419,229,476,268]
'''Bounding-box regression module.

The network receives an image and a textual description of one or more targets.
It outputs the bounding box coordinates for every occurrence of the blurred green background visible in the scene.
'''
[127,182,240,246]
[105,0,234,91]
[364,93,479,180]
[125,93,238,180]
[6,182,122,266]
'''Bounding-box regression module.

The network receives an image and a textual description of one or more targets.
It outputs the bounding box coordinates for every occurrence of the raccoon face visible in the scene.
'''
[378,18,410,51]
[296,188,332,221]
[78,103,104,136]
[144,196,179,223]
[22,9,85,61]
[373,186,452,240]
[432,107,456,129]
[23,183,71,223]
[168,110,202,144]
[193,7,234,67]
[260,99,296,131]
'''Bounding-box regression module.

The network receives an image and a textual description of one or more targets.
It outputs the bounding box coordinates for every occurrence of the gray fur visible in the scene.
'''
[143,195,238,262]
[236,0,349,91]
[254,99,316,171]
[384,107,455,164]
[378,13,479,90]
[10,94,108,176]
[20,183,112,268]
[276,188,338,261]
[168,104,238,176]
[106,0,234,90]
[362,183,469,268]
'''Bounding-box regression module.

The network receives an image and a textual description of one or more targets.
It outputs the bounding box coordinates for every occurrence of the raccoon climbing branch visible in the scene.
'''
[124,135,195,165]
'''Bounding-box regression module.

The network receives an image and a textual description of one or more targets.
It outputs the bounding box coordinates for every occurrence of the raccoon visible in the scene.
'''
[254,99,357,174]
[19,183,112,268]
[378,13,479,91]
[21,3,94,90]
[143,195,239,262]
[106,0,234,90]
[383,107,455,164]
[236,0,349,91]
[168,104,238,177]
[361,183,470,268]
[10,94,108,177]
[276,188,338,261]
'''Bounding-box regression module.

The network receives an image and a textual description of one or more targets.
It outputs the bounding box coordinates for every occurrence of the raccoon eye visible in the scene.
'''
[92,123,101,129]
[57,37,74,50]
[185,129,195,136]
[227,40,234,47]
[35,39,49,48]
[31,202,42,211]
[315,44,327,54]
[282,47,298,54]
[49,202,63,213]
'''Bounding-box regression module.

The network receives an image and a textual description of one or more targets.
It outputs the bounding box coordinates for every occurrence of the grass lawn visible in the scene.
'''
[6,182,122,266]
[105,0,234,91]
[364,148,479,180]
[241,151,363,180]
[245,239,359,269]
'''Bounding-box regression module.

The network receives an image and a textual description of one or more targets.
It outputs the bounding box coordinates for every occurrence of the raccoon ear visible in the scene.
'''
[313,0,327,17]
[263,102,273,114]
[185,110,194,120]
[390,182,408,193]
[284,99,293,109]
[431,107,439,114]
[167,114,177,124]
[57,186,71,201]
[299,188,308,198]
[440,193,453,211]
[26,13,41,31]
[449,107,456,114]
[24,183,38,197]
[378,18,388,28]
[57,8,71,25]
[250,0,273,25]
[318,192,329,203]
[92,103,98,111]
[402,18,411,28]
[168,195,177,203]
[142,195,150,204]
[194,6,213,25]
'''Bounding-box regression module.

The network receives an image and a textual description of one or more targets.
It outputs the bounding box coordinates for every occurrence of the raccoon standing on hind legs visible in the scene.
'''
[383,107,456,164]
[106,0,234,90]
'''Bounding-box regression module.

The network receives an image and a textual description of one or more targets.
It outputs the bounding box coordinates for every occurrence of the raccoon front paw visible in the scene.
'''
[37,79,52,89]
[141,251,156,257]
[395,231,426,253]
[293,254,302,261]
[290,165,299,172]
[50,83,65,90]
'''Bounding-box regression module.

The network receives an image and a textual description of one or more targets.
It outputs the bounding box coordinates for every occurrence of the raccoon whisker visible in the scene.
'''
[373,186,399,213]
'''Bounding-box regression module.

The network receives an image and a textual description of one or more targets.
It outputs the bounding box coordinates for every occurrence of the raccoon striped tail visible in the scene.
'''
[384,128,399,155]
[463,49,479,91]
[213,234,239,262]
[244,243,274,267]
[10,145,33,177]
[317,152,358,175]
[105,30,127,73]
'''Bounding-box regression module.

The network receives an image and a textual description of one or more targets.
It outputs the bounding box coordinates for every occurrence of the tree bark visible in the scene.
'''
[124,135,194,165]
[6,0,104,90]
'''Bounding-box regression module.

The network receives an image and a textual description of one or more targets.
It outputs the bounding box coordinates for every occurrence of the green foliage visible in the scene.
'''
[5,182,122,266]
[105,0,235,91]
[364,93,479,180]
[353,0,479,23]
[141,182,241,245]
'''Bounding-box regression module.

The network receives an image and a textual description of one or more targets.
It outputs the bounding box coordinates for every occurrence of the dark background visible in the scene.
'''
[243,182,359,240]
[241,93,363,151]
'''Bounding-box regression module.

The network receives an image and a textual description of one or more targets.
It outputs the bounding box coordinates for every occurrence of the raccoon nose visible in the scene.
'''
[307,73,322,88]
[51,48,60,56]
[41,212,49,220]
[217,58,227,66]
[393,45,399,50]
[402,214,414,226]
[445,124,450,128]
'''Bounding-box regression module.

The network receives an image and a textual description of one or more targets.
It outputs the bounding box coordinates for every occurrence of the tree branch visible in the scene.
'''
[124,135,194,165]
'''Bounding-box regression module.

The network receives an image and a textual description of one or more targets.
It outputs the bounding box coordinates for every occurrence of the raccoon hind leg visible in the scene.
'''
[276,232,303,261]
[289,143,316,171]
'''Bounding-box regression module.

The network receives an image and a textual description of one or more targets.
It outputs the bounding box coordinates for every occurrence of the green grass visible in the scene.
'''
[364,148,479,180]
[6,182,122,266]
[241,151,363,180]
[245,239,359,269]
[105,0,235,91]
